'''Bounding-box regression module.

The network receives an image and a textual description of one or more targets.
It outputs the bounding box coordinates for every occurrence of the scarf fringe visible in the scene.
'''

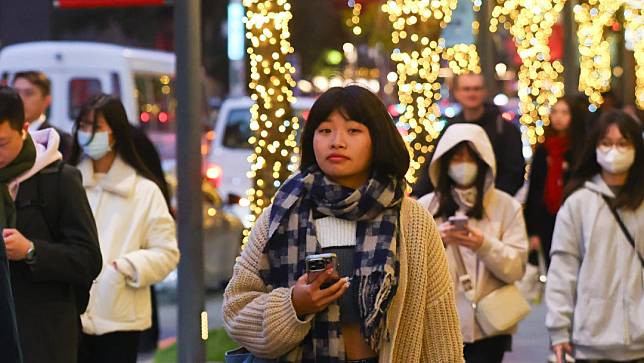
[360,270,396,350]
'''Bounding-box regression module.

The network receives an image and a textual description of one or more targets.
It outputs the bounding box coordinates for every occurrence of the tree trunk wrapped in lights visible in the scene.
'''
[244,0,298,243]
[382,0,457,185]
[624,0,643,109]
[491,0,565,145]
[574,0,623,109]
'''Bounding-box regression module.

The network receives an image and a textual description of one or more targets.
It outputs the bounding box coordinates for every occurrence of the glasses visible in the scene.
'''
[597,139,633,153]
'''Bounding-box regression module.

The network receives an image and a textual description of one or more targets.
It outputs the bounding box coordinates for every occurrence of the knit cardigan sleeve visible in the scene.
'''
[406,200,464,362]
[222,206,313,358]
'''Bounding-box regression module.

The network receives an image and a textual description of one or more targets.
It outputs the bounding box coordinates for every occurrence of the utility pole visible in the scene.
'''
[175,0,205,361]
[563,0,579,97]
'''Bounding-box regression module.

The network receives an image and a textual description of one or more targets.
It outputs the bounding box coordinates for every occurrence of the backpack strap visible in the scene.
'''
[601,194,644,268]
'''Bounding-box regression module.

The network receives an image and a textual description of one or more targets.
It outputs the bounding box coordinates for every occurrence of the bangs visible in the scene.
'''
[306,87,381,129]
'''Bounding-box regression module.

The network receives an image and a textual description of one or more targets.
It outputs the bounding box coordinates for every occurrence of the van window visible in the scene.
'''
[69,78,102,120]
[222,107,308,149]
[135,73,176,132]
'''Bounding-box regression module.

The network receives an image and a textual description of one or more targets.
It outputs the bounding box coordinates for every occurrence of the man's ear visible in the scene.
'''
[44,94,52,109]
[22,122,29,139]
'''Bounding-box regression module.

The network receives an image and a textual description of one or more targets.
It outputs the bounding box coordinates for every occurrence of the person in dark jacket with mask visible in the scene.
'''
[412,73,525,198]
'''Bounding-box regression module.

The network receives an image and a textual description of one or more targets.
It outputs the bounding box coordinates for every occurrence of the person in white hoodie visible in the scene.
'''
[68,94,180,363]
[0,86,102,363]
[546,110,644,363]
[417,123,528,363]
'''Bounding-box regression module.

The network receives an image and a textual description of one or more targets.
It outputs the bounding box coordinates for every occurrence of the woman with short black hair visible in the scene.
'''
[223,85,463,362]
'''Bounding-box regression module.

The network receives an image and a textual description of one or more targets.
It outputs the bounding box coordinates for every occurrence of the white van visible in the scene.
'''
[0,41,179,158]
[207,96,316,226]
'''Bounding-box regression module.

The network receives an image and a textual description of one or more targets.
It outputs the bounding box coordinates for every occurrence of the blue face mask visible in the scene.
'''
[77,130,112,160]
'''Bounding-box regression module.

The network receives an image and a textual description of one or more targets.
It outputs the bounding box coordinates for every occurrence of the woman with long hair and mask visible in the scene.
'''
[525,97,586,268]
[417,124,529,363]
[223,85,463,363]
[546,110,644,363]
[69,94,180,363]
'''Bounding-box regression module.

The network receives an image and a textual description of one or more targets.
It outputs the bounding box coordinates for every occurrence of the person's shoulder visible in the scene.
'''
[415,192,436,210]
[401,197,434,226]
[487,188,522,210]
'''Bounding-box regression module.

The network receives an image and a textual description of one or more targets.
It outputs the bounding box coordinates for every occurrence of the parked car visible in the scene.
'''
[157,165,244,292]
[206,96,316,226]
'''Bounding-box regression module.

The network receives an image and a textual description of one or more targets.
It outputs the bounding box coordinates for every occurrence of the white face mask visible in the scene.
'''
[448,161,478,186]
[77,130,113,161]
[596,147,635,174]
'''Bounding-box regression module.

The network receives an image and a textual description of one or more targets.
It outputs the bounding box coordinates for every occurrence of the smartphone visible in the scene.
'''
[448,215,468,231]
[305,253,339,287]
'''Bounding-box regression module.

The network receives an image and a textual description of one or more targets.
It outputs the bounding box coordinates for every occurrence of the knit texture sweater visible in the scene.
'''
[223,197,464,362]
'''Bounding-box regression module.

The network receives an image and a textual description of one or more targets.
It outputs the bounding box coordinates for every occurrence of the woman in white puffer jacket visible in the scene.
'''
[69,94,180,363]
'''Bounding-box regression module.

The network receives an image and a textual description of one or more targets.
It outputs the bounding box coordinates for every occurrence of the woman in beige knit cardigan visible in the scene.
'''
[223,85,463,363]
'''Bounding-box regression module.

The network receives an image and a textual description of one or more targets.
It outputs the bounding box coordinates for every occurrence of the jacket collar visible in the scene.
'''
[78,155,137,197]
[584,174,616,198]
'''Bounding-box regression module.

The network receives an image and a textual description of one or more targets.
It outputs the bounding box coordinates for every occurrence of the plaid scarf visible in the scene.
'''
[259,166,403,362]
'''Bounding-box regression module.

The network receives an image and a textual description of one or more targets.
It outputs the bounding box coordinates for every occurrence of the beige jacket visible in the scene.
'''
[417,123,528,343]
[223,197,464,362]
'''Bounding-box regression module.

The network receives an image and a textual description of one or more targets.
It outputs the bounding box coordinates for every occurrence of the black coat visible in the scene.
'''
[9,162,102,363]
[524,143,574,263]
[39,121,73,161]
[411,103,526,197]
[0,256,22,363]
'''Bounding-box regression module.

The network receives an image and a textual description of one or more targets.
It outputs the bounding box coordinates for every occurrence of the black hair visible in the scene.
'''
[434,142,488,220]
[13,71,51,97]
[564,110,644,210]
[546,96,587,164]
[69,94,159,185]
[299,85,410,181]
[0,86,26,131]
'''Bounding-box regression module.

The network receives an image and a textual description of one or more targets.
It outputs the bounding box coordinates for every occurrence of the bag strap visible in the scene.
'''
[601,195,644,268]
[452,246,476,302]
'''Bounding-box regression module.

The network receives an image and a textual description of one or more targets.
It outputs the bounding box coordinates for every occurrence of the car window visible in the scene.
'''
[69,78,102,120]
[222,107,308,149]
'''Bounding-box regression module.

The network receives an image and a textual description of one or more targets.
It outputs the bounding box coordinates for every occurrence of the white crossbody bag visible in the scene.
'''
[453,247,531,335]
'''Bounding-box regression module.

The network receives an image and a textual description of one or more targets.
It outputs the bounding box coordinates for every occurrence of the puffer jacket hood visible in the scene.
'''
[428,123,496,192]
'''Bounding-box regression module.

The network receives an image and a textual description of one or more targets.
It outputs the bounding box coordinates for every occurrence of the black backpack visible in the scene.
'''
[17,160,91,314]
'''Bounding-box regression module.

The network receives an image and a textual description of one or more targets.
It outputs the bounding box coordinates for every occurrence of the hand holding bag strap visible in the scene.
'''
[601,195,644,268]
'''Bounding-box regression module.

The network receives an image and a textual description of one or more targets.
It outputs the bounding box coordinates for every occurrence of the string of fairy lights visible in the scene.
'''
[491,0,565,145]
[382,0,457,185]
[243,0,298,244]
[574,0,623,109]
[624,0,643,108]
[443,1,481,76]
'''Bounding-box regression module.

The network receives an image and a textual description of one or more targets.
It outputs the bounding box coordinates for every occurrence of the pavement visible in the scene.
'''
[145,292,551,363]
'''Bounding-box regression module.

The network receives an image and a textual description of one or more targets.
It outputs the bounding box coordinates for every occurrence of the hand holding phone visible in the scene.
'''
[448,215,468,231]
[291,254,349,317]
[305,253,339,286]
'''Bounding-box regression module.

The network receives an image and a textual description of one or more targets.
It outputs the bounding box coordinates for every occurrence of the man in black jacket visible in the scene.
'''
[0,237,22,363]
[412,73,525,197]
[12,71,73,159]
[0,87,102,363]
